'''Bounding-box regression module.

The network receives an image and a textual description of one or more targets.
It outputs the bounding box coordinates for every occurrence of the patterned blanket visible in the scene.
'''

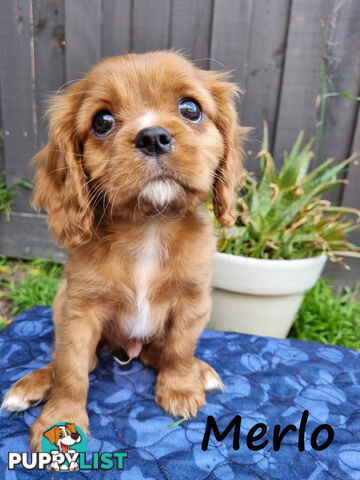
[0,307,359,479]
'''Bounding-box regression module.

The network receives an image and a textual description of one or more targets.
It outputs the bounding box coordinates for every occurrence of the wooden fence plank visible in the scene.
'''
[209,0,255,175]
[65,0,102,81]
[170,0,213,69]
[0,212,65,262]
[0,84,4,173]
[0,0,359,279]
[342,109,360,246]
[102,0,132,57]
[132,0,171,53]
[33,0,66,149]
[273,0,330,164]
[0,0,38,212]
[241,0,291,165]
[317,0,360,203]
[323,256,360,288]
[209,0,253,89]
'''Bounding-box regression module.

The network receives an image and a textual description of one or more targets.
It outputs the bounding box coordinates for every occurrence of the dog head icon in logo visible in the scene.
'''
[43,423,81,453]
[41,422,87,471]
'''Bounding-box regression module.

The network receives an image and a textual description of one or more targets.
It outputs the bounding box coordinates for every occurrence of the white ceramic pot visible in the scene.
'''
[209,252,327,338]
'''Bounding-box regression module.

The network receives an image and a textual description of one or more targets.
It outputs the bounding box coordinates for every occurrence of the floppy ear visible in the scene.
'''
[65,423,77,434]
[43,426,58,445]
[204,72,247,226]
[32,86,93,248]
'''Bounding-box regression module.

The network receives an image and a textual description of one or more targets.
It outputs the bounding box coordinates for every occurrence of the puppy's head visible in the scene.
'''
[33,51,246,247]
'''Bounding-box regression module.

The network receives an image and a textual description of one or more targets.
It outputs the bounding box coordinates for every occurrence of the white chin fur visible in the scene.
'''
[1,394,30,412]
[141,179,180,207]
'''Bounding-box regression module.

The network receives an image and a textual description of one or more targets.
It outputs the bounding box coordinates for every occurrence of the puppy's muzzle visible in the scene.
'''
[135,126,172,157]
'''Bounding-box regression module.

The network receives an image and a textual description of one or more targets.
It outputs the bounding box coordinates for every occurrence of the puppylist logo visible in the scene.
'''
[8,422,127,472]
[41,422,87,472]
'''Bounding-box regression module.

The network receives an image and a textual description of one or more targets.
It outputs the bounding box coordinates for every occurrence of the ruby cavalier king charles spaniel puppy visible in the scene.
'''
[2,51,246,450]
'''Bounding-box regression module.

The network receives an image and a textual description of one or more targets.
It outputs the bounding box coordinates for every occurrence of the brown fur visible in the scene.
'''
[2,51,246,451]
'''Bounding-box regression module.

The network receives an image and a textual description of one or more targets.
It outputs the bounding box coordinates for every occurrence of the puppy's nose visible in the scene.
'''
[135,126,172,157]
[71,433,80,440]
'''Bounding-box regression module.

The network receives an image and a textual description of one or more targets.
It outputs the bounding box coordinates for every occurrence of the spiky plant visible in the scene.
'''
[216,124,360,261]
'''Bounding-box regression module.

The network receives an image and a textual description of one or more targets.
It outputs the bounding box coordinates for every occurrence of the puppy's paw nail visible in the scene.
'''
[205,373,224,392]
[1,394,30,412]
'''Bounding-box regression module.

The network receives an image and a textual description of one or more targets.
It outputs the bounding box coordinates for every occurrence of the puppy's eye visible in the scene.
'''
[178,98,202,123]
[59,432,64,438]
[93,110,115,136]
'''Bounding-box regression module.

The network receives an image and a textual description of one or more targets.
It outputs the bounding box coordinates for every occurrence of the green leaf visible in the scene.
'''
[323,92,360,101]
[269,180,345,231]
[317,156,356,183]
[256,158,274,217]
[16,179,33,190]
[320,206,360,217]
[301,158,334,185]
[279,137,314,188]
[168,418,187,428]
[261,121,269,151]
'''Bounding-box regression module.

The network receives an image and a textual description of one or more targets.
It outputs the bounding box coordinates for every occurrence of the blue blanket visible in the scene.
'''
[0,307,360,479]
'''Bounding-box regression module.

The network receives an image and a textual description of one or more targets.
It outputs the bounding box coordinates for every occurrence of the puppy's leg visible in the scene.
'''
[142,342,222,394]
[2,281,100,412]
[1,282,67,411]
[29,298,105,451]
[155,293,223,418]
[2,362,54,411]
[140,338,165,370]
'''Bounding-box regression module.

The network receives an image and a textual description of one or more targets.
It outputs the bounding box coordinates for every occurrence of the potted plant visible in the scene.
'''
[209,125,360,338]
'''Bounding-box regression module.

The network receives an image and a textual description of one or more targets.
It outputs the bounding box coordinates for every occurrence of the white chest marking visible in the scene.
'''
[124,227,164,339]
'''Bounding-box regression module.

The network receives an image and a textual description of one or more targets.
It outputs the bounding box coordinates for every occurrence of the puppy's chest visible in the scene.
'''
[120,228,166,339]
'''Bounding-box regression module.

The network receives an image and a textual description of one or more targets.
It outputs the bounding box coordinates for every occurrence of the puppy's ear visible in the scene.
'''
[65,423,77,434]
[43,426,58,445]
[32,84,93,248]
[204,72,247,226]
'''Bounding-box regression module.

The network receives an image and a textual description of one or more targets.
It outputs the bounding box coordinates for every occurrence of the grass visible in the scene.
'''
[0,257,63,329]
[0,173,17,220]
[4,261,63,314]
[0,257,359,351]
[0,130,33,220]
[0,316,8,332]
[0,131,16,220]
[289,278,360,350]
[0,172,33,221]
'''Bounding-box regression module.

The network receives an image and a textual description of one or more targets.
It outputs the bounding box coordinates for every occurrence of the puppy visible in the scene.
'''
[2,51,246,451]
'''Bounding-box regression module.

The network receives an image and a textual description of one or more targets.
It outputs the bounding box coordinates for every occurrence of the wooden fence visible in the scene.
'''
[0,0,359,281]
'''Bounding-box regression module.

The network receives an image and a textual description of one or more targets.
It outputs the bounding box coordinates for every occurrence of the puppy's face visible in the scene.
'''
[80,53,224,217]
[33,52,246,246]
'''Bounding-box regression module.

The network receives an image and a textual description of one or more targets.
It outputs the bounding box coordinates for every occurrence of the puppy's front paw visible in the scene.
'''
[1,365,54,412]
[30,400,89,452]
[196,359,224,393]
[156,376,206,418]
[155,360,223,418]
